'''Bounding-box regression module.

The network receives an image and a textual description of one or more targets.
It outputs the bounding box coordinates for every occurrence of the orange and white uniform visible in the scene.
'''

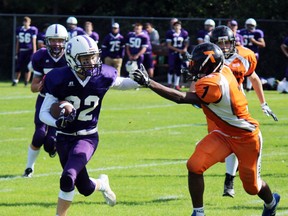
[206,46,257,132]
[186,66,263,195]
[226,45,257,85]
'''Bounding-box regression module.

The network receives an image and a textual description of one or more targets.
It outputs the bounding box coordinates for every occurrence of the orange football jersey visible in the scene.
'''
[195,66,259,137]
[224,46,257,85]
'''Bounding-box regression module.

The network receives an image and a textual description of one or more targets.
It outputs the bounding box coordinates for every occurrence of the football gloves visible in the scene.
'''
[129,64,150,87]
[261,102,278,121]
[55,108,76,129]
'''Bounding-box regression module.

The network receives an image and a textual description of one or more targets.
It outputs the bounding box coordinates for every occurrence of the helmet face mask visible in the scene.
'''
[45,24,68,58]
[210,25,236,59]
[186,43,224,81]
[65,35,102,78]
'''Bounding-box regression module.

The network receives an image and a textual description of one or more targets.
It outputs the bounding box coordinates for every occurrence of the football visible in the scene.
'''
[50,101,74,119]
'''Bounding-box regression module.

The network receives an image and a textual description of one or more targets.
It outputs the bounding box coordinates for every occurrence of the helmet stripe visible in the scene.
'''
[55,24,58,34]
[82,35,92,48]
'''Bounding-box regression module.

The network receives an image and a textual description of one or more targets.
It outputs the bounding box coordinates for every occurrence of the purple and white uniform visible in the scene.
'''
[166,29,189,75]
[31,48,66,152]
[101,33,125,59]
[67,27,85,40]
[40,65,118,195]
[125,31,149,66]
[239,28,264,59]
[16,25,38,72]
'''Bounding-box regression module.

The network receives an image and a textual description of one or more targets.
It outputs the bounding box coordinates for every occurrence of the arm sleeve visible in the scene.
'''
[111,77,140,90]
[195,79,222,103]
[39,93,58,127]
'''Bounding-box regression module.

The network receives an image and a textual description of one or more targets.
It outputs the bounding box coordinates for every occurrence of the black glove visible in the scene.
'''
[129,64,150,87]
[55,108,76,129]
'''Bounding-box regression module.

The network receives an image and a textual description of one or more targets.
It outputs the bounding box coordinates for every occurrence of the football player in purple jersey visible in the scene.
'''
[278,36,288,93]
[22,24,68,178]
[84,21,99,43]
[125,23,149,72]
[239,18,266,91]
[227,19,244,46]
[165,20,189,90]
[39,35,139,216]
[196,19,215,44]
[66,16,85,40]
[12,16,38,86]
[37,23,50,49]
[101,22,125,76]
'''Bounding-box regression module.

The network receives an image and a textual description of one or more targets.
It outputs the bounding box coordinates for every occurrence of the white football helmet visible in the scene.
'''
[66,16,78,25]
[204,19,215,27]
[45,24,68,57]
[245,18,257,31]
[65,35,102,77]
[125,61,138,73]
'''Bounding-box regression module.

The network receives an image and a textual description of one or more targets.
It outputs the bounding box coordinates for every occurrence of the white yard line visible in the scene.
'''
[0,160,186,182]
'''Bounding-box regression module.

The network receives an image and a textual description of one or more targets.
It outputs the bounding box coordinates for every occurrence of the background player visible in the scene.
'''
[101,22,125,76]
[12,16,38,86]
[129,43,280,216]
[22,24,68,177]
[39,35,139,216]
[210,25,278,197]
[239,18,265,91]
[165,20,189,90]
[66,16,85,40]
[196,19,215,44]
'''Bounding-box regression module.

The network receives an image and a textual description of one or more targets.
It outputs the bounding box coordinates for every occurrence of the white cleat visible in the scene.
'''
[99,174,116,206]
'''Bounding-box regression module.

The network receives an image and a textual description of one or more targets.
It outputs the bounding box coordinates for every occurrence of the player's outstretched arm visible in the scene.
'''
[130,64,202,106]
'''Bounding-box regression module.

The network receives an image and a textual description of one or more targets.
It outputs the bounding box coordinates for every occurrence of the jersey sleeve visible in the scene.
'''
[195,75,222,103]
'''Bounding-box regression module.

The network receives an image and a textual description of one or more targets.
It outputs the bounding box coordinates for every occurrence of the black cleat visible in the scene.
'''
[49,148,57,158]
[223,173,235,198]
[22,168,33,178]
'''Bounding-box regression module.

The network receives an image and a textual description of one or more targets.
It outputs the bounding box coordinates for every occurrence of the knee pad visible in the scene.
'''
[76,178,95,197]
[186,158,205,174]
[60,174,75,192]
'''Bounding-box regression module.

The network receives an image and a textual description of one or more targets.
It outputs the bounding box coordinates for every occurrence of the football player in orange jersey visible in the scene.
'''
[210,25,278,198]
[129,43,280,216]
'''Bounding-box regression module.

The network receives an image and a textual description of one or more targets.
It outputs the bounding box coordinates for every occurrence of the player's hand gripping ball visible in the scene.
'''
[50,101,76,129]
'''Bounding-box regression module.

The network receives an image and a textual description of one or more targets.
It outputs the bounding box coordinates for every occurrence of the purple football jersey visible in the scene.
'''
[43,64,117,133]
[101,33,125,59]
[32,48,67,77]
[125,31,149,55]
[37,31,46,46]
[16,26,38,50]
[165,29,189,54]
[196,29,209,42]
[239,28,264,55]
[68,27,85,40]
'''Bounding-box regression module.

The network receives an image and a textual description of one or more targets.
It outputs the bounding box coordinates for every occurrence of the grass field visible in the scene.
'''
[0,81,287,216]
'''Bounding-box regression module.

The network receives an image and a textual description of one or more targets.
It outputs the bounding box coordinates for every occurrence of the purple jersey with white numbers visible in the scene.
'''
[125,31,149,55]
[68,27,85,40]
[43,64,117,133]
[196,29,209,42]
[32,48,67,94]
[87,32,99,43]
[16,26,38,50]
[239,28,264,55]
[165,29,189,54]
[101,33,125,59]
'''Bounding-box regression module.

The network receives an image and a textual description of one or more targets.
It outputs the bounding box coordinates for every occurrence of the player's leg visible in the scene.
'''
[44,126,57,157]
[24,61,33,86]
[186,131,232,216]
[56,134,99,215]
[234,129,280,215]
[143,53,154,78]
[113,58,123,77]
[167,53,176,87]
[12,52,23,86]
[173,55,182,90]
[223,153,238,197]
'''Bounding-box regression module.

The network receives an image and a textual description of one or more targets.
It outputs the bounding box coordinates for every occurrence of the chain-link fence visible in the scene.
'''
[1,14,287,82]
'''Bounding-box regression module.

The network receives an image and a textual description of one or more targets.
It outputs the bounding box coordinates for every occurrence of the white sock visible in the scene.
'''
[265,196,276,209]
[225,153,238,176]
[167,74,173,84]
[246,78,252,89]
[193,207,205,216]
[26,146,40,170]
[90,177,105,192]
[174,75,180,86]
